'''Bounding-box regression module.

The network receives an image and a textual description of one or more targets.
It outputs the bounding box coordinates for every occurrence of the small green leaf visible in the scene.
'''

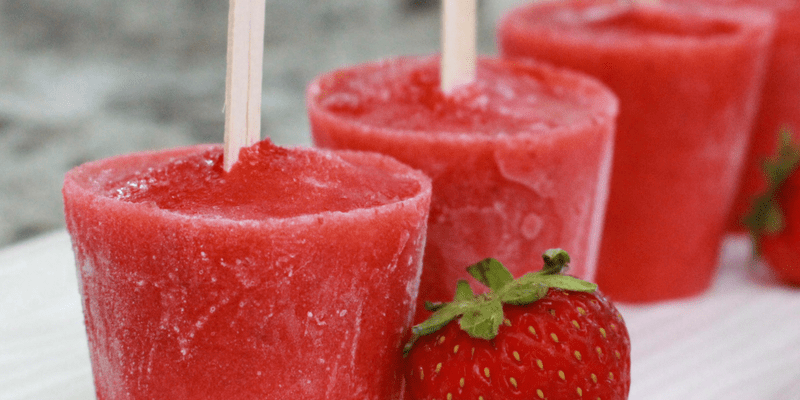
[458,299,503,340]
[498,280,548,305]
[455,280,474,302]
[467,258,514,291]
[411,303,462,337]
[424,301,446,312]
[745,127,800,256]
[535,274,598,292]
[764,200,785,234]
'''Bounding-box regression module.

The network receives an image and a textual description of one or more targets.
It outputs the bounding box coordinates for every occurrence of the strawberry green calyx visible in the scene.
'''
[745,128,800,254]
[403,249,596,355]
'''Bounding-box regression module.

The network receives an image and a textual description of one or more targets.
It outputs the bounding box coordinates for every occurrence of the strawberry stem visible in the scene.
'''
[542,248,571,274]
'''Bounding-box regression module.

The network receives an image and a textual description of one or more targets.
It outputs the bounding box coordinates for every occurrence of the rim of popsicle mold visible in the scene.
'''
[668,0,800,17]
[306,54,620,147]
[62,143,433,228]
[497,0,775,52]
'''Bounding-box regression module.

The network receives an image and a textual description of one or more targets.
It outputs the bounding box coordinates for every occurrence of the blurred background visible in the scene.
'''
[0,0,528,248]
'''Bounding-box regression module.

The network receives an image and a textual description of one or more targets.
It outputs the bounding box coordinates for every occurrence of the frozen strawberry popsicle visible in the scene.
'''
[308,56,618,317]
[63,140,432,400]
[664,0,800,231]
[498,0,773,301]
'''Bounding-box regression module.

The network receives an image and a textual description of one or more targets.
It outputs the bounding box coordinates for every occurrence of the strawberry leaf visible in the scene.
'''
[531,274,598,293]
[412,303,463,337]
[424,301,446,312]
[458,298,503,340]
[763,199,785,234]
[745,127,800,254]
[498,280,548,305]
[455,280,474,301]
[467,258,514,291]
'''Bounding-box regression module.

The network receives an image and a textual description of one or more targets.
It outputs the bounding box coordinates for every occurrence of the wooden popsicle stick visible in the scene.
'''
[441,0,477,94]
[224,0,266,171]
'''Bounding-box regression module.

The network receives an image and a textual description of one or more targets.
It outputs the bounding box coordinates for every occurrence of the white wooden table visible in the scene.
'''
[1,231,798,399]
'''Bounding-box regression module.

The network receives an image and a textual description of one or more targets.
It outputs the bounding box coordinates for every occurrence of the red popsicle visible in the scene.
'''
[664,0,800,232]
[308,56,618,317]
[498,0,774,302]
[63,140,432,399]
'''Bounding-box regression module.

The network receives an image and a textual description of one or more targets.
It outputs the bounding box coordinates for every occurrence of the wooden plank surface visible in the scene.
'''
[1,232,798,399]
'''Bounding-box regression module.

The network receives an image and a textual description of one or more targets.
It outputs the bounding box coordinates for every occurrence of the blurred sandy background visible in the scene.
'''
[0,0,529,248]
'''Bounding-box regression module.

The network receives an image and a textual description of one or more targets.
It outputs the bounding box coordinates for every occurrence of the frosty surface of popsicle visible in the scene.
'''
[665,0,800,231]
[63,140,432,400]
[308,56,618,316]
[499,0,773,301]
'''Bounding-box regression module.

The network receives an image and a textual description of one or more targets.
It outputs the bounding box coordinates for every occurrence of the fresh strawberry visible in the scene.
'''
[745,128,800,285]
[404,249,630,400]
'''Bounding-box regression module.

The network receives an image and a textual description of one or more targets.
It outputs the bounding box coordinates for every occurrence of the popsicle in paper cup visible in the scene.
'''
[308,56,618,318]
[63,140,432,399]
[498,0,774,302]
